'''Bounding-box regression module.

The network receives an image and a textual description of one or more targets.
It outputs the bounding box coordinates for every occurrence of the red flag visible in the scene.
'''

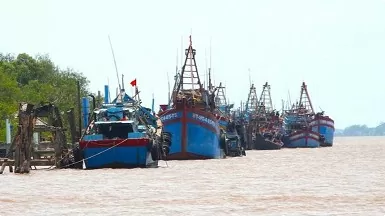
[130,79,137,87]
[159,104,168,111]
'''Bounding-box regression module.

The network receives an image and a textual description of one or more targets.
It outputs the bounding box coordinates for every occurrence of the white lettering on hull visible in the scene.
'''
[309,119,334,128]
[191,113,217,129]
[160,113,179,122]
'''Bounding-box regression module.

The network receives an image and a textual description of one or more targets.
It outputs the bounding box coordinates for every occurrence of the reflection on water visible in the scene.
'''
[1,137,384,216]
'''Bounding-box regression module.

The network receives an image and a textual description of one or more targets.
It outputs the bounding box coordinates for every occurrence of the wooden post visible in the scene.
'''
[14,103,34,174]
[54,128,63,168]
[14,108,22,173]
[0,160,7,174]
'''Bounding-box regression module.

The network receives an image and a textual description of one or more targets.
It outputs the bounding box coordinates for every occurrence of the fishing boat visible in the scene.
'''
[299,82,334,147]
[310,114,335,146]
[159,36,224,160]
[253,82,284,150]
[230,108,248,150]
[214,82,245,157]
[282,82,323,148]
[243,84,259,150]
[76,85,171,169]
[214,82,231,128]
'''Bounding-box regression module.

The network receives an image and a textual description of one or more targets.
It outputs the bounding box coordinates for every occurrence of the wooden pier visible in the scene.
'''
[1,102,73,174]
[0,158,55,167]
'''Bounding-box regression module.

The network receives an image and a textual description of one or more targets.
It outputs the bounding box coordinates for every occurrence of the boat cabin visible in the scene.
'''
[83,105,146,141]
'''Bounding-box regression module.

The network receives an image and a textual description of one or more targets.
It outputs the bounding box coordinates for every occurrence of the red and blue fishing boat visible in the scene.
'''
[75,85,171,169]
[282,82,323,148]
[310,112,334,147]
[159,36,224,160]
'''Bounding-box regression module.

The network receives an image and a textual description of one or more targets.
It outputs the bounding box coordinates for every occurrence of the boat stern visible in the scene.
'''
[79,134,157,169]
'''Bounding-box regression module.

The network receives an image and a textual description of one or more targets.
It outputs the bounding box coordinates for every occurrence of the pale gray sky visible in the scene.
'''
[1,0,385,128]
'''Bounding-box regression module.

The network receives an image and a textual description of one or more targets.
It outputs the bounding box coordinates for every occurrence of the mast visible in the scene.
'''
[257,82,273,114]
[215,82,227,106]
[215,82,229,114]
[245,84,258,113]
[175,35,202,95]
[298,82,314,114]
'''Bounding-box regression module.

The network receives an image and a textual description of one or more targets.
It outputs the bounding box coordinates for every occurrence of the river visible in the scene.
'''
[1,136,384,216]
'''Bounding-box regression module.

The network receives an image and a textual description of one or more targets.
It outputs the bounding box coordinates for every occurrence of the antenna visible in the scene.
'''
[205,48,208,90]
[248,68,252,86]
[151,93,155,114]
[176,48,178,74]
[209,37,213,86]
[167,72,171,106]
[208,68,212,91]
[108,35,121,92]
[287,90,292,108]
[121,74,125,90]
[281,99,284,112]
[209,37,212,70]
[180,36,183,67]
[107,77,111,102]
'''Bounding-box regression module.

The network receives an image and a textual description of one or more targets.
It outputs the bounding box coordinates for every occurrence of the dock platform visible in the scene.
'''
[0,158,55,167]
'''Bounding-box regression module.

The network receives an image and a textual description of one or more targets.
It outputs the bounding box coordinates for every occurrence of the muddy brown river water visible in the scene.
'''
[1,136,384,216]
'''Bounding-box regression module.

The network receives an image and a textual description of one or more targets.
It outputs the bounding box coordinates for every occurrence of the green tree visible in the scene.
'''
[0,53,90,143]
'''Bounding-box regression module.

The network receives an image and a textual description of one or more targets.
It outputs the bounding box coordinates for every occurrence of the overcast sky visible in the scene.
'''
[1,0,385,128]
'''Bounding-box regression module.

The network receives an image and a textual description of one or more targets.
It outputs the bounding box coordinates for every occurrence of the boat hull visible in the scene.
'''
[310,116,335,147]
[254,134,282,150]
[283,131,321,148]
[160,108,222,160]
[79,138,157,169]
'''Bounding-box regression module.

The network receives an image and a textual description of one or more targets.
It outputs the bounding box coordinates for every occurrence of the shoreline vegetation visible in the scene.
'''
[0,53,90,142]
[335,124,385,137]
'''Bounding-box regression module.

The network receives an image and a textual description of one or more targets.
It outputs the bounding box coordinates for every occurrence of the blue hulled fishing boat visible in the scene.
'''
[310,112,335,147]
[76,85,171,169]
[282,82,323,148]
[282,110,321,148]
[159,36,224,160]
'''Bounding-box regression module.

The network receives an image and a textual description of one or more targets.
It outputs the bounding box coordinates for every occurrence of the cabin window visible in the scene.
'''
[97,123,134,139]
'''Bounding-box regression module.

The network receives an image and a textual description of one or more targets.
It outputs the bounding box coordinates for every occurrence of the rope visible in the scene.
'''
[48,138,129,170]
